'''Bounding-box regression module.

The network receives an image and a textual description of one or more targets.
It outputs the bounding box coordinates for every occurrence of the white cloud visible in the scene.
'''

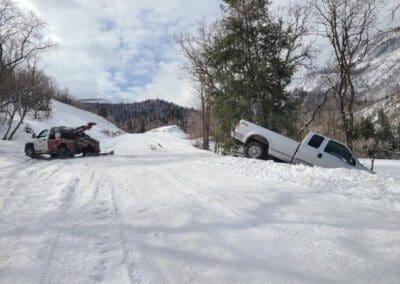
[15,0,220,107]
[127,61,195,106]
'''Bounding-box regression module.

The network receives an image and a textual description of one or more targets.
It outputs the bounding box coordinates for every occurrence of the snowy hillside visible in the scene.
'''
[0,102,400,283]
[290,27,400,120]
[7,100,123,141]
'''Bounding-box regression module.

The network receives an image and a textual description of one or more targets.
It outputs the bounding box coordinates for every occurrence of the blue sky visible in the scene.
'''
[17,0,222,107]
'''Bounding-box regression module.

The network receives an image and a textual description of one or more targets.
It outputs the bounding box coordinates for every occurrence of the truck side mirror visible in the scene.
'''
[349,157,356,166]
[32,133,36,138]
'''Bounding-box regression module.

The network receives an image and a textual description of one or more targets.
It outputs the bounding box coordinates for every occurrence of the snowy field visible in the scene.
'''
[0,101,400,283]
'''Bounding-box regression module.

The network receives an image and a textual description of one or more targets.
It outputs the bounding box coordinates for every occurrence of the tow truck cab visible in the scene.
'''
[293,132,366,170]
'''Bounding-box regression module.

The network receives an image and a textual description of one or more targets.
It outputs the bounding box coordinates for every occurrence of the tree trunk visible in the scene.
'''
[2,108,16,140]
[371,156,375,171]
[8,109,27,140]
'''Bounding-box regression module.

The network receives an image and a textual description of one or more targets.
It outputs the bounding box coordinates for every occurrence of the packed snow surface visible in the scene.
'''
[1,104,400,283]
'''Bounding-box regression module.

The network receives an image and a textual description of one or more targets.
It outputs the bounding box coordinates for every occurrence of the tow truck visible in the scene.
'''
[24,123,112,159]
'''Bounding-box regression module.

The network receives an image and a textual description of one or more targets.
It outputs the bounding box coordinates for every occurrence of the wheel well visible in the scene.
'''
[58,143,67,149]
[245,135,269,148]
[25,143,34,149]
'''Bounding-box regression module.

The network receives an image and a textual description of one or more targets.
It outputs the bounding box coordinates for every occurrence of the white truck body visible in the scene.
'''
[232,119,368,171]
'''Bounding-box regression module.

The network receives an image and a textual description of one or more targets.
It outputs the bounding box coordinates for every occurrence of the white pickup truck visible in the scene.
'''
[232,119,368,171]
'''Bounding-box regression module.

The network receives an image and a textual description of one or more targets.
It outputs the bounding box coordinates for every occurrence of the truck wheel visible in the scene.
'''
[58,146,70,159]
[244,141,266,159]
[25,145,36,159]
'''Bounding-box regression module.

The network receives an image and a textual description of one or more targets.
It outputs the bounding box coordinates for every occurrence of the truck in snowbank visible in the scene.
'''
[232,119,368,171]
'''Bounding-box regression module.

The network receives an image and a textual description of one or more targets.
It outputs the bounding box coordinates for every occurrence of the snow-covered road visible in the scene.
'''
[1,131,400,284]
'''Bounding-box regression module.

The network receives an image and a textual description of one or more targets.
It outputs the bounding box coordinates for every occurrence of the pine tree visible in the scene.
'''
[208,0,299,145]
[97,106,108,118]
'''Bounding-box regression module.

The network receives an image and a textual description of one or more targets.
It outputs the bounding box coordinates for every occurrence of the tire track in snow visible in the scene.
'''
[39,177,79,284]
[109,185,145,284]
[0,162,41,215]
[119,164,203,283]
[159,162,282,276]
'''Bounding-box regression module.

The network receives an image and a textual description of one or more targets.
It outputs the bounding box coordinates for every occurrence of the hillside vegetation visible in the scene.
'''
[82,99,196,134]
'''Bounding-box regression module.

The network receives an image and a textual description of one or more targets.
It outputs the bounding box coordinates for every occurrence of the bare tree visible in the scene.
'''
[2,63,53,140]
[175,22,219,150]
[0,0,55,140]
[281,3,314,70]
[391,2,400,19]
[311,0,379,149]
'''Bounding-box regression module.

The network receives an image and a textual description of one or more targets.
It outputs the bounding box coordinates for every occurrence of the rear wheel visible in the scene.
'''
[244,141,266,159]
[58,146,70,159]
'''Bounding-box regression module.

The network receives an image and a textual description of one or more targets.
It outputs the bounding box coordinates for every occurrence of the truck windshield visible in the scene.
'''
[324,141,354,165]
[37,130,49,138]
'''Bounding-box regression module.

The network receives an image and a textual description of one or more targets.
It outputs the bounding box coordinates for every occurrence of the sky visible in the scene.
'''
[16,0,222,107]
[15,0,399,107]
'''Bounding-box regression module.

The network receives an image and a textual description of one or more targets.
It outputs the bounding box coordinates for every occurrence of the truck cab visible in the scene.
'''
[293,133,367,170]
[33,129,51,153]
[25,127,76,158]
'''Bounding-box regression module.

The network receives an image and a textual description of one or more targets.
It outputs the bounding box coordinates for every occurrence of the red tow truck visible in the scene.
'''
[24,123,110,159]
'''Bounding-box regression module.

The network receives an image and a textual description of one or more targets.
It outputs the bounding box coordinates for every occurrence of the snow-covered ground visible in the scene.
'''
[1,102,400,283]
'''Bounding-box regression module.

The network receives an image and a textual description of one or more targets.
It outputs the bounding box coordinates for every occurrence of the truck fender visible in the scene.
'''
[245,134,270,149]
[25,142,35,149]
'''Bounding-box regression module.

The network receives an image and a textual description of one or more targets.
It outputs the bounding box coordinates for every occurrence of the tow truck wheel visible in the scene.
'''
[58,146,70,159]
[244,141,266,159]
[25,145,36,159]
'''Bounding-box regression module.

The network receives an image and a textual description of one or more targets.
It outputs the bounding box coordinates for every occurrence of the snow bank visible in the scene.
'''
[201,157,400,210]
[147,125,187,139]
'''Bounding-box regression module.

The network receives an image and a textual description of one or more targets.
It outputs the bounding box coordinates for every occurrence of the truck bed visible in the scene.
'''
[254,125,300,162]
[233,120,300,162]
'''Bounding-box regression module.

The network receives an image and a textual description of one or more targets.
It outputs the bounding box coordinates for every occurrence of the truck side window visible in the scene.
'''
[324,141,354,165]
[308,134,324,149]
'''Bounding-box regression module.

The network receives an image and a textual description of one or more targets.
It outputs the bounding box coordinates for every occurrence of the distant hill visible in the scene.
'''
[83,99,196,133]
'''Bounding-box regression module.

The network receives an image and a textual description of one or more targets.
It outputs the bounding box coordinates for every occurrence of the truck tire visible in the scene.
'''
[58,146,70,159]
[244,141,266,159]
[25,145,36,159]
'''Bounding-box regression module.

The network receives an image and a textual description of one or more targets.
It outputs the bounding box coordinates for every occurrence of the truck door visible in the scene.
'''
[35,129,49,152]
[317,140,357,169]
[294,134,326,166]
